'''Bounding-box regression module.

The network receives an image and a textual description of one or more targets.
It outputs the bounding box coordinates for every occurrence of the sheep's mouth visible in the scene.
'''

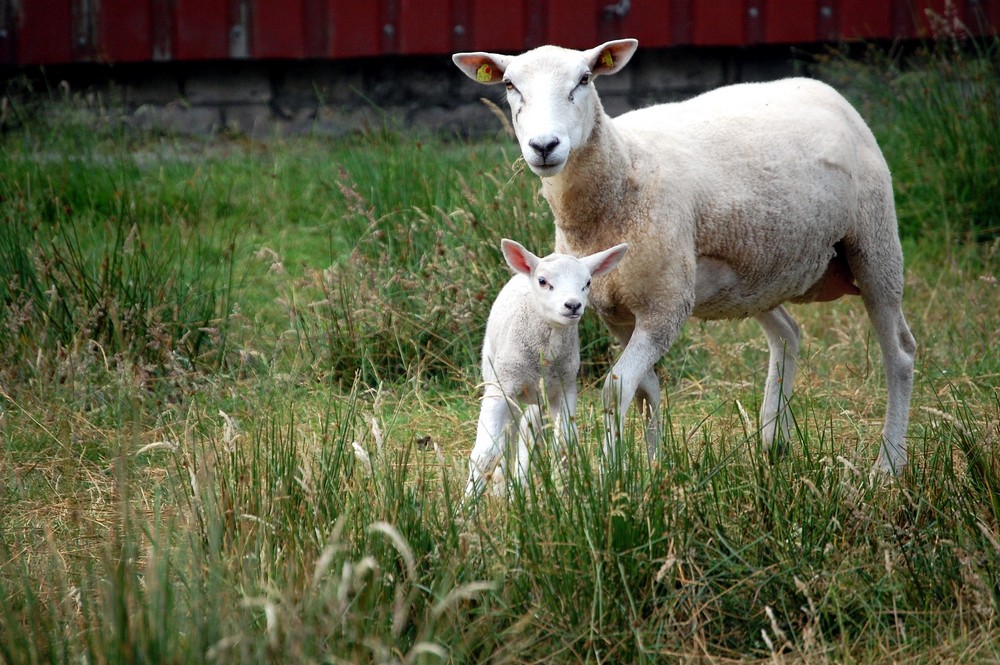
[527,159,567,177]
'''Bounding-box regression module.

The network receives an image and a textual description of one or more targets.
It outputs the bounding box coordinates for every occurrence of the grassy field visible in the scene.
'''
[1,40,998,663]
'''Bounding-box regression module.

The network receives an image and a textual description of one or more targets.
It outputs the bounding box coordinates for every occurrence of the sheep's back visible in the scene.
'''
[613,77,889,317]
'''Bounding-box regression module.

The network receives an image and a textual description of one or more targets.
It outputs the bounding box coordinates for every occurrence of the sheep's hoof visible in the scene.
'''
[764,438,789,465]
[871,456,905,480]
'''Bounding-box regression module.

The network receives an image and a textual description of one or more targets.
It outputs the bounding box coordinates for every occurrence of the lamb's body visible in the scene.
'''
[474,274,578,495]
[482,275,580,401]
[455,40,916,474]
[468,239,627,496]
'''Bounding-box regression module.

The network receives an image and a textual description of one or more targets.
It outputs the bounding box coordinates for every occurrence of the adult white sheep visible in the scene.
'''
[454,39,916,474]
[469,238,628,497]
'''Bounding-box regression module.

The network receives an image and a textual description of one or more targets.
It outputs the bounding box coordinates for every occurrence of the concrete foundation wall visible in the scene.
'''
[10,45,816,138]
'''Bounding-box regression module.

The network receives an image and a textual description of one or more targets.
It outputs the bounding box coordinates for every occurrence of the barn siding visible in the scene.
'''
[3,0,998,66]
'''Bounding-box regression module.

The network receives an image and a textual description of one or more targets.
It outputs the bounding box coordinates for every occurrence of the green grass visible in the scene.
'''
[1,42,999,663]
[817,34,1000,241]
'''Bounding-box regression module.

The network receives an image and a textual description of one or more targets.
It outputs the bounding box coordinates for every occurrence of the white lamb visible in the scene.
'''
[468,238,628,497]
[454,39,916,475]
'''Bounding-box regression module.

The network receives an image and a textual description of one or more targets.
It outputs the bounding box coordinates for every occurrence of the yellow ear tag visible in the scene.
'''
[476,63,493,82]
[601,51,614,69]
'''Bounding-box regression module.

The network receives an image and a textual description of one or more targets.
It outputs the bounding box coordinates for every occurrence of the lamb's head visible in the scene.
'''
[501,238,628,328]
[454,39,638,177]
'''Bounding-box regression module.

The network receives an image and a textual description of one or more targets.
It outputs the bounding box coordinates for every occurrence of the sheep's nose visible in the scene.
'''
[529,136,560,159]
[565,300,582,315]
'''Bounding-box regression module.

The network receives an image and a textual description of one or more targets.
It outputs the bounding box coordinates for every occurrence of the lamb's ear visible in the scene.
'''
[582,243,628,277]
[586,39,638,77]
[501,239,540,276]
[452,52,511,84]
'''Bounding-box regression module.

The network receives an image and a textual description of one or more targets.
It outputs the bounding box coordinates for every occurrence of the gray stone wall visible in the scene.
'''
[45,45,812,138]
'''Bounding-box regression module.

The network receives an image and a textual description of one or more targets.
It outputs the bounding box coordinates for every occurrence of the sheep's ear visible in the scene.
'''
[586,39,638,77]
[501,238,540,276]
[452,52,511,84]
[582,243,628,277]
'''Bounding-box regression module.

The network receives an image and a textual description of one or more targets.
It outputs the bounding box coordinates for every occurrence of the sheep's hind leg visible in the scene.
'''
[755,306,800,458]
[845,225,916,475]
[855,276,915,475]
[467,392,519,497]
[866,303,915,475]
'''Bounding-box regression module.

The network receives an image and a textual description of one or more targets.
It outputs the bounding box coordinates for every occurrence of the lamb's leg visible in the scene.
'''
[467,391,518,496]
[755,306,801,455]
[512,404,543,488]
[602,328,665,460]
[547,380,578,457]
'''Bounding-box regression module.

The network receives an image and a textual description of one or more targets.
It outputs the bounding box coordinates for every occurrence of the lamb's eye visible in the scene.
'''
[537,276,548,288]
[504,79,515,91]
[579,73,591,86]
[585,279,591,289]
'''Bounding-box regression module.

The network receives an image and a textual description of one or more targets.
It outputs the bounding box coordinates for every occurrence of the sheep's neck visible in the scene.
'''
[541,110,633,238]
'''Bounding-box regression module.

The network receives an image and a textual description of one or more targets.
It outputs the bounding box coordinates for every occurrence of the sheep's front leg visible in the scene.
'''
[755,306,800,455]
[467,392,519,497]
[635,369,661,460]
[602,328,665,461]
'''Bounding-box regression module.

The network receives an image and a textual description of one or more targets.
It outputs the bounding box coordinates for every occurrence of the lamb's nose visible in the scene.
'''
[529,136,560,159]
[565,300,582,315]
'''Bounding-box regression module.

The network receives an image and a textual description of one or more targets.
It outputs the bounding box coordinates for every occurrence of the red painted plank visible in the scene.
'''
[17,0,74,64]
[816,0,836,41]
[398,0,453,54]
[691,0,746,45]
[151,0,173,60]
[98,0,152,62]
[763,0,818,43]
[0,4,14,65]
[173,0,229,60]
[523,0,546,48]
[470,1,524,51]
[546,0,599,49]
[451,0,473,51]
[329,2,382,57]
[670,0,695,44]
[979,0,1000,33]
[615,1,674,48]
[301,0,330,57]
[967,0,1000,33]
[7,0,1000,65]
[255,0,306,58]
[838,0,891,39]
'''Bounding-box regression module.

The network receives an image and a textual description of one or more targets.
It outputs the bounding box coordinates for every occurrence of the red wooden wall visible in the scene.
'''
[4,0,998,66]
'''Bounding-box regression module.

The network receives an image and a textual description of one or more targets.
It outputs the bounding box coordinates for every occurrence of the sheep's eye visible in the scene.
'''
[585,279,591,289]
[504,79,515,92]
[579,73,591,86]
[537,276,548,288]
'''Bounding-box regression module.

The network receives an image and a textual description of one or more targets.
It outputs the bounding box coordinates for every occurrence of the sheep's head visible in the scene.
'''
[454,39,637,177]
[500,238,628,328]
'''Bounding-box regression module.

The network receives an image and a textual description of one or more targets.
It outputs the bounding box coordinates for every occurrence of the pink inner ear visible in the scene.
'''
[507,248,533,275]
[590,247,626,277]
